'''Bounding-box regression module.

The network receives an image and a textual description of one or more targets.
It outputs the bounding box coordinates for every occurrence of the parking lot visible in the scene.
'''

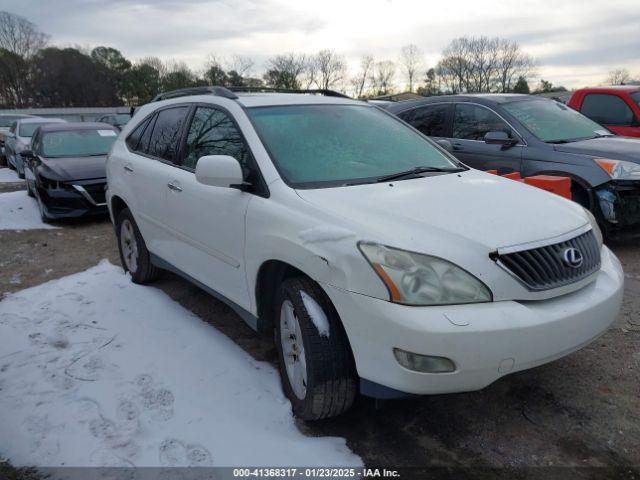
[1,174,638,477]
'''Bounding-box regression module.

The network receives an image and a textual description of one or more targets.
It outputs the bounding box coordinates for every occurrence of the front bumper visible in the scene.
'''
[38,179,108,219]
[323,246,624,397]
[595,180,640,237]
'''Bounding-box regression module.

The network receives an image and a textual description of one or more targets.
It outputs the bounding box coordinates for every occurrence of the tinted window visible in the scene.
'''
[41,129,118,157]
[401,104,449,137]
[183,107,250,174]
[631,92,640,109]
[126,116,152,151]
[147,107,188,162]
[453,104,511,141]
[581,94,634,126]
[247,105,460,188]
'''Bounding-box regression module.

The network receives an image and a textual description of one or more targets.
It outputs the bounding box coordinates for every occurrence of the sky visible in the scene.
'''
[3,0,640,89]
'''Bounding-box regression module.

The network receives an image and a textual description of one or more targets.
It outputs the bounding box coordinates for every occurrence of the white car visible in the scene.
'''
[5,117,67,178]
[106,87,624,419]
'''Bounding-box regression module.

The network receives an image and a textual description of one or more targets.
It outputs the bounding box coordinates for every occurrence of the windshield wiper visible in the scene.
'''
[375,166,464,183]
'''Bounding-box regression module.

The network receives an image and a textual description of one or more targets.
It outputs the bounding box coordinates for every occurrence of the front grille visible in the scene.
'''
[494,230,601,291]
[82,183,106,204]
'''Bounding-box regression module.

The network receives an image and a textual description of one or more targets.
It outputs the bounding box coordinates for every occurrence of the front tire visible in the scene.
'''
[116,208,159,284]
[275,277,357,420]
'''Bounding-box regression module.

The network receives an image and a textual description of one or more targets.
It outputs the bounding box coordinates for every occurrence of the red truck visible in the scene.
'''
[567,86,640,138]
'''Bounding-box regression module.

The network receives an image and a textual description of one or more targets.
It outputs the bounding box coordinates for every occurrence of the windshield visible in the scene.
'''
[503,99,610,143]
[0,116,24,127]
[41,129,118,157]
[19,122,57,138]
[247,104,460,187]
[631,92,640,109]
[113,114,131,125]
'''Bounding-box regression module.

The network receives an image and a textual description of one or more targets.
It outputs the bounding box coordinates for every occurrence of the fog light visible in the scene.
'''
[393,348,455,373]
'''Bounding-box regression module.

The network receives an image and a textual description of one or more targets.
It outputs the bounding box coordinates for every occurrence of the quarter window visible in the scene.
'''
[401,105,449,137]
[183,107,250,173]
[146,106,189,162]
[581,94,634,126]
[126,116,152,151]
[453,104,511,141]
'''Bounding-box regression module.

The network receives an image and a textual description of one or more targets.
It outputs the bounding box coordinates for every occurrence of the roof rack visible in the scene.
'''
[151,86,238,102]
[151,85,352,103]
[227,87,351,98]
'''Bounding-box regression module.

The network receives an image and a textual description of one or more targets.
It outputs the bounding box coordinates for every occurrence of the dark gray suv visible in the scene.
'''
[385,94,640,238]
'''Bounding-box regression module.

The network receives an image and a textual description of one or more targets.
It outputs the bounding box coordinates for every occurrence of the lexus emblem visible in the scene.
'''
[562,247,584,269]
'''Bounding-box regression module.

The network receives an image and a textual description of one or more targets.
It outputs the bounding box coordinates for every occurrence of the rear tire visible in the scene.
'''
[116,208,159,284]
[275,277,357,420]
[26,179,34,197]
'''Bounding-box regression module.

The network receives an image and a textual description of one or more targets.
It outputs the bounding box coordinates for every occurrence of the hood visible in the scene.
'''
[295,169,589,252]
[38,155,107,182]
[553,136,640,163]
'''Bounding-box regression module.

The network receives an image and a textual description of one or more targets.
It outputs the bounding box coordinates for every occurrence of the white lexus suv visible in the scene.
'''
[106,86,624,420]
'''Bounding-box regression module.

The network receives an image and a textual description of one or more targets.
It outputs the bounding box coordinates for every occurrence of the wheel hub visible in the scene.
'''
[120,219,139,273]
[280,300,307,400]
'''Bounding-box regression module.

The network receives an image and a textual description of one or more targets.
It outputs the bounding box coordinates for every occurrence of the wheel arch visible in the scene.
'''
[254,259,352,347]
[110,195,129,224]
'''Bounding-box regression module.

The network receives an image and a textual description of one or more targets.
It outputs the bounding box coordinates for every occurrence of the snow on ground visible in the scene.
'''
[0,167,23,183]
[0,191,56,230]
[0,261,362,467]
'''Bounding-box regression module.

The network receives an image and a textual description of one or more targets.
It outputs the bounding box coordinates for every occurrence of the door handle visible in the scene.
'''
[452,143,464,151]
[167,182,182,192]
[123,164,134,173]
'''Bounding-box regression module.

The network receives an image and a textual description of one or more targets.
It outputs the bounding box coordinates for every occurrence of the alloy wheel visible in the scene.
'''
[280,299,307,400]
[120,219,139,273]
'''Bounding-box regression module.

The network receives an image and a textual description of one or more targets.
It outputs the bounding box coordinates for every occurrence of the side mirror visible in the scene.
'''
[484,131,518,147]
[435,139,453,152]
[195,155,244,188]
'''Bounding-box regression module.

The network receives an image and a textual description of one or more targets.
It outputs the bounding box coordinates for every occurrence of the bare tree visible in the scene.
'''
[312,49,346,90]
[371,60,396,95]
[228,54,254,77]
[436,36,535,93]
[264,53,308,89]
[0,11,48,57]
[399,44,423,92]
[350,55,374,98]
[495,39,535,93]
[607,68,631,85]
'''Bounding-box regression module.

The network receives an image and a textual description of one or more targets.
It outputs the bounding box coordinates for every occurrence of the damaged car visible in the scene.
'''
[106,87,624,420]
[23,122,118,222]
[385,94,640,238]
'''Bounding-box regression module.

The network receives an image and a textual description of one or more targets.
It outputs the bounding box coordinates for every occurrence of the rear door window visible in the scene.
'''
[400,104,450,137]
[146,106,189,162]
[581,94,634,126]
[453,104,512,141]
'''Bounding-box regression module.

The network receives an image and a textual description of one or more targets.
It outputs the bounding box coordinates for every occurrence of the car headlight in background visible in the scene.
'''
[584,208,604,249]
[358,242,492,306]
[595,158,640,180]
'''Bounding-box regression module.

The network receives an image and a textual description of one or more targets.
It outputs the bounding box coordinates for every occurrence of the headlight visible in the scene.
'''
[584,208,604,250]
[358,242,492,306]
[39,176,62,190]
[594,158,640,180]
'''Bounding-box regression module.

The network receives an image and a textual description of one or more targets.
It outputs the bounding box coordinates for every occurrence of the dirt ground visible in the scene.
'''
[1,180,639,479]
